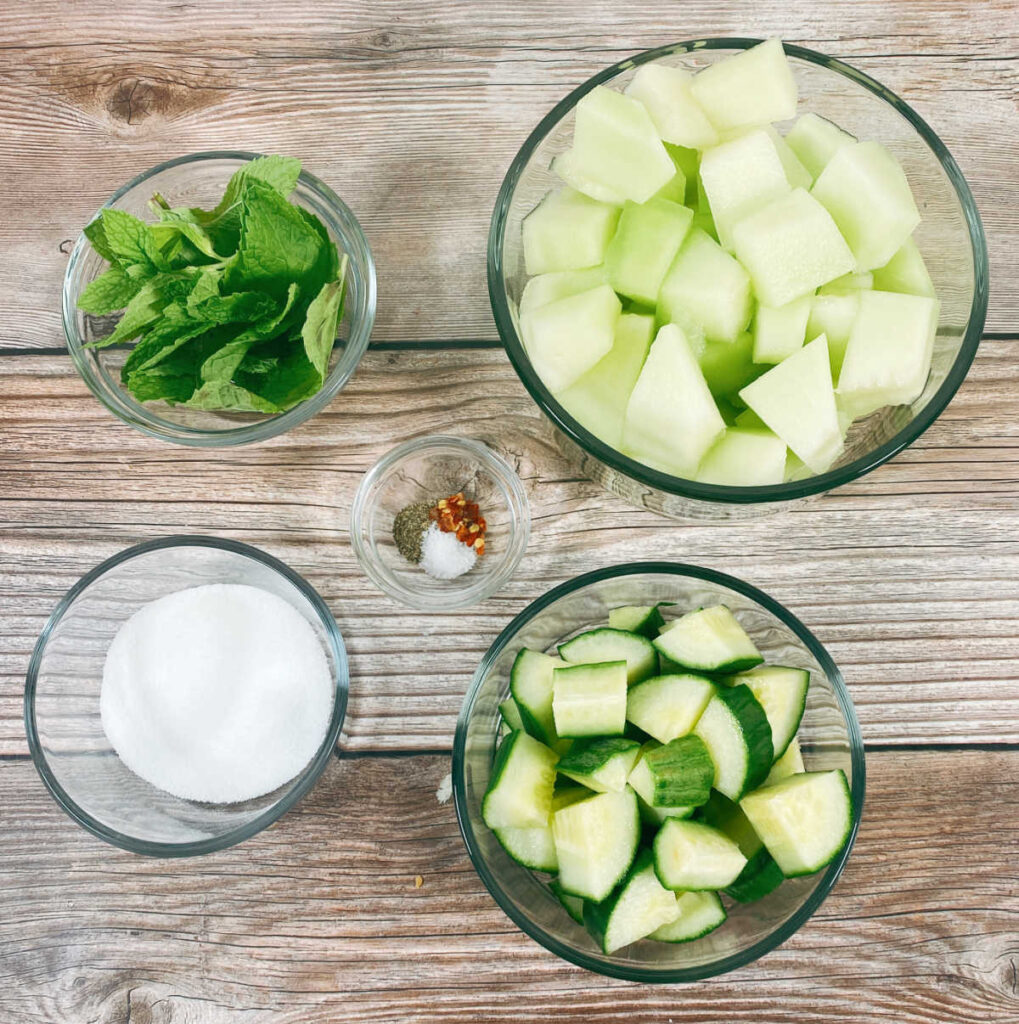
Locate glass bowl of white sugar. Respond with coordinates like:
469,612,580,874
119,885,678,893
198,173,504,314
24,536,348,856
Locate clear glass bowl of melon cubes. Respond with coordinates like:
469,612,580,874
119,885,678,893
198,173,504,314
453,562,864,980
489,39,988,518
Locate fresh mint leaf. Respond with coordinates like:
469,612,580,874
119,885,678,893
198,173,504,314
185,379,283,413
120,314,211,378
100,209,167,273
301,259,348,379
77,265,143,315
185,269,223,312
83,218,117,263
89,277,169,349
216,155,301,214
189,289,279,327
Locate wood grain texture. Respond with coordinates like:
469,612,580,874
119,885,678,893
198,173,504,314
1,344,1018,753
1,750,1017,1024
0,0,1016,350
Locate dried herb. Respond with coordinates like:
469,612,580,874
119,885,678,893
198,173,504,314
393,501,434,563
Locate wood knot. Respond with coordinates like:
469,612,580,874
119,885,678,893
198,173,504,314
373,30,395,49
106,77,156,125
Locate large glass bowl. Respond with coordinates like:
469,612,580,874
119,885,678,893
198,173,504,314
24,536,348,856
453,562,865,981
63,151,376,447
488,39,989,518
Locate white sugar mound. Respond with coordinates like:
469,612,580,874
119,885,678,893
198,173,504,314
101,583,333,804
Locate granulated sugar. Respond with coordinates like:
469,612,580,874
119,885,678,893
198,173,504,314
100,583,333,803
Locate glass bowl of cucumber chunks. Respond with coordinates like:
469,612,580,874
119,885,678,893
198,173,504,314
453,563,864,981
488,38,988,518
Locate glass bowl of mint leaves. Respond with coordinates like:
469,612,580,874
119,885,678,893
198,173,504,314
63,152,376,446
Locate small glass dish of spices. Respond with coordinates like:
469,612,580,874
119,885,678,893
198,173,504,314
351,436,530,610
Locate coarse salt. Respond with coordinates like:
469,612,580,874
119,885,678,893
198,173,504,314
419,522,477,580
100,583,333,804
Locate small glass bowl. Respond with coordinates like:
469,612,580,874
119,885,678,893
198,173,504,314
350,435,530,610
488,40,989,518
453,562,865,981
63,151,377,447
24,536,348,857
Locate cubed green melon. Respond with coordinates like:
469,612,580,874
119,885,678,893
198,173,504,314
625,63,719,149
784,113,855,180
551,150,626,205
872,237,936,298
697,427,787,486
811,141,921,271
698,128,793,249
819,272,874,295
521,283,622,393
753,295,811,364
557,312,656,448
658,228,753,343
622,324,725,476
522,188,620,275
519,265,608,317
807,292,860,381
739,334,844,473
664,144,699,204
765,126,813,189
730,188,855,307
698,331,765,399
605,198,694,305
837,290,939,418
690,39,798,134
571,86,677,203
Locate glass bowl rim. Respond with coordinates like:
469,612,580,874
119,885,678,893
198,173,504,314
452,560,866,981
62,149,377,448
349,434,531,610
487,37,990,504
23,534,350,857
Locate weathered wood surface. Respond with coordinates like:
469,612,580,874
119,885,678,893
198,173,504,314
1,750,1017,1024
1,345,1018,754
0,0,1016,350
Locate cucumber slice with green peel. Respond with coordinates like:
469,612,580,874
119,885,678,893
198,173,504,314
556,736,641,793
740,769,853,877
725,846,786,903
552,661,628,738
482,730,560,830
552,788,640,901
765,736,805,785
498,697,525,733
626,673,717,744
549,878,585,924
726,665,809,759
693,684,774,800
654,605,763,675
498,719,510,740
510,648,564,747
608,603,671,639
522,188,620,276
583,849,682,954
653,818,748,891
494,823,559,872
638,734,714,807
627,744,698,823
649,890,726,943
558,628,658,686
519,265,609,317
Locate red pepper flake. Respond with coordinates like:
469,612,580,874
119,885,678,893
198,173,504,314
429,491,487,556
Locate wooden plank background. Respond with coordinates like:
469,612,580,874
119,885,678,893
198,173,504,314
1,2,1017,1022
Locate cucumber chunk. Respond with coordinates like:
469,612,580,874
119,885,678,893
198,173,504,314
552,788,640,901
740,769,853,877
626,673,717,744
653,818,748,891
557,736,641,793
649,890,726,943
765,735,805,785
498,698,525,733
627,743,698,824
552,661,628,738
583,849,682,953
693,684,774,800
482,730,560,830
725,846,786,903
700,790,785,903
608,603,670,639
726,664,809,759
549,877,585,924
494,823,559,872
637,734,714,807
558,627,658,686
654,604,763,674
510,648,564,747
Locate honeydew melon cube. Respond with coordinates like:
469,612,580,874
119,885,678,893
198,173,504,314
520,265,608,317
811,141,921,271
699,128,793,249
699,331,765,399
753,295,811,364
605,198,694,305
523,189,620,275
765,126,813,189
551,150,627,205
558,312,656,448
572,86,677,203
784,113,855,180
697,427,787,485
664,144,700,203
872,237,936,298
625,63,719,149
739,334,843,473
807,292,860,381
837,290,939,418
521,283,622,393
730,188,855,307
819,272,874,295
656,305,707,358
658,228,753,343
690,39,798,134
622,324,725,476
